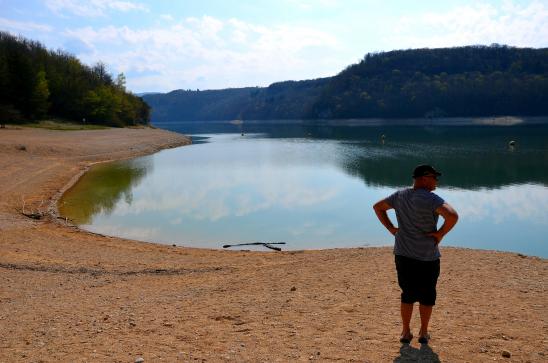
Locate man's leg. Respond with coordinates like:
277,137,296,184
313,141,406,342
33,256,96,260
418,258,439,339
396,255,415,339
418,304,433,336
401,302,414,336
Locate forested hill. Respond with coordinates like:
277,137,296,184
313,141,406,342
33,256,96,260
0,32,150,126
144,45,548,123
144,78,330,122
309,45,548,119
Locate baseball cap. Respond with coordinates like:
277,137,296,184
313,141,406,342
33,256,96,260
412,164,442,178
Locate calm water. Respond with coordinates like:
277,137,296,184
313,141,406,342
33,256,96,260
59,119,548,257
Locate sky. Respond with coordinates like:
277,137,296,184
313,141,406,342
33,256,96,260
1,0,547,93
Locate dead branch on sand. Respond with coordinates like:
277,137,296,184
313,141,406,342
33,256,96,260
18,196,46,220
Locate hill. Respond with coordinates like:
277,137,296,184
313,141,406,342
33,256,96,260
0,32,150,127
144,45,548,122
144,78,329,122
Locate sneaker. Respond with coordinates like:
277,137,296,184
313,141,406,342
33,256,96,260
399,333,413,344
418,333,431,344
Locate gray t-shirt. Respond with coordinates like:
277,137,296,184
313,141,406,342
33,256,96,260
386,188,445,261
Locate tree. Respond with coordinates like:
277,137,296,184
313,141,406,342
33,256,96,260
0,104,21,127
0,54,10,127
29,70,50,119
84,86,123,126
92,62,112,84
115,72,126,91
0,32,151,126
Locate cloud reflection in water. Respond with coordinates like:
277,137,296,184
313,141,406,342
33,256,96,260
61,129,548,256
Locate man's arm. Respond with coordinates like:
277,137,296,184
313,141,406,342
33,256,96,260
428,203,459,245
373,199,398,236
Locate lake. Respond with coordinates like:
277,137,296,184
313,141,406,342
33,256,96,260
59,118,548,257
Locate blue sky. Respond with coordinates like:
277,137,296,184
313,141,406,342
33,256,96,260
1,0,546,93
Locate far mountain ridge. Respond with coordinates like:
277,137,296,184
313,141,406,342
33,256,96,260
143,45,548,123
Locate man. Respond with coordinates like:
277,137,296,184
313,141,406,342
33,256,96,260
373,164,458,344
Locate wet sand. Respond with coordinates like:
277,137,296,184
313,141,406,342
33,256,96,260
0,126,546,362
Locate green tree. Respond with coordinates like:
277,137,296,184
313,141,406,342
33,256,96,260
29,70,50,119
0,54,9,127
84,86,123,126
115,72,126,91
0,104,22,127
0,32,152,126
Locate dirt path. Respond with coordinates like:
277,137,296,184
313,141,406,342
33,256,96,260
0,127,546,362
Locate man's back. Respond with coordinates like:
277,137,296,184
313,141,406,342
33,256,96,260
373,164,458,344
387,188,444,261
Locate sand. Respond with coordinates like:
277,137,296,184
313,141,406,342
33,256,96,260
0,126,546,362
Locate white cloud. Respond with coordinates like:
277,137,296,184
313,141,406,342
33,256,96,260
284,0,341,10
48,1,548,92
109,1,147,12
186,15,224,42
442,184,548,225
385,1,548,48
160,14,174,22
63,15,342,91
0,17,53,33
45,0,148,17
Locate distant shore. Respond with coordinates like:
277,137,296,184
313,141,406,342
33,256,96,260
0,126,546,362
152,114,548,126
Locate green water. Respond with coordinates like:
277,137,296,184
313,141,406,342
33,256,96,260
59,120,548,257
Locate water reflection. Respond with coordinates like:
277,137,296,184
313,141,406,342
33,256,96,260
316,125,547,189
59,122,548,256
59,157,152,224
159,121,548,189
341,145,548,189
446,184,548,225
110,165,342,222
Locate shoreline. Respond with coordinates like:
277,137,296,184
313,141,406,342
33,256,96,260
48,144,187,228
0,126,546,362
152,115,548,127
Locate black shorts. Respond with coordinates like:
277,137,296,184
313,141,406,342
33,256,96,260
395,255,440,306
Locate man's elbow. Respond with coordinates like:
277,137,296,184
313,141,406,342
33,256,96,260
373,201,385,212
439,204,458,222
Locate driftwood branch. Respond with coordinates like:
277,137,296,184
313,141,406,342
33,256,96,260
262,243,282,251
222,242,285,251
19,195,46,220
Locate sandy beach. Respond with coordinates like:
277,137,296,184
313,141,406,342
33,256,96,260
0,126,546,362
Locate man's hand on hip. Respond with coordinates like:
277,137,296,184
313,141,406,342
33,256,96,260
427,231,444,245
